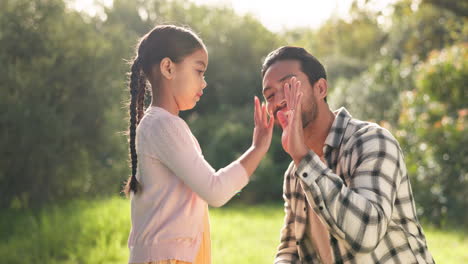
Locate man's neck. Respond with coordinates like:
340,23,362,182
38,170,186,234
303,107,335,157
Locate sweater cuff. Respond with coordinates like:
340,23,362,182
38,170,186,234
232,160,249,187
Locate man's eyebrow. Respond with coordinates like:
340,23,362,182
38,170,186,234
278,74,296,82
262,86,271,94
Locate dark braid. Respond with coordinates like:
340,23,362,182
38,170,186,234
136,72,147,124
122,25,206,197
124,58,144,196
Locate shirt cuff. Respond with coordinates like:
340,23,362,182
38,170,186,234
232,160,250,186
294,150,329,186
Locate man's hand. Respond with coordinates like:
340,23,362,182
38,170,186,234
276,77,309,165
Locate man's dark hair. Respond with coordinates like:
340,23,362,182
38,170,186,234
261,46,327,102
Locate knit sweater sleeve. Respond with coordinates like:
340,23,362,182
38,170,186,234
141,115,249,207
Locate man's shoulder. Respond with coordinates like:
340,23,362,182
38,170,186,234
343,117,400,151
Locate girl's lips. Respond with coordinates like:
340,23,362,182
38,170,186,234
196,92,203,97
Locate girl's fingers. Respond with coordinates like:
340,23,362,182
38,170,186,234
254,96,260,125
253,97,257,125
268,110,274,130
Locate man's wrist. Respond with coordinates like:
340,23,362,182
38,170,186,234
292,146,309,165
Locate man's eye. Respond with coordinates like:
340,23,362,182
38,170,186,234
266,94,274,100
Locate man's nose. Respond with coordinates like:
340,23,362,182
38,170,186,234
269,99,286,116
275,92,287,109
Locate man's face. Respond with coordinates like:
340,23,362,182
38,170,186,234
262,60,318,129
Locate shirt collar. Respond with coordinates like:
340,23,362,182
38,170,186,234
324,107,352,149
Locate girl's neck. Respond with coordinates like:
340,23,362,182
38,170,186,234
152,88,179,116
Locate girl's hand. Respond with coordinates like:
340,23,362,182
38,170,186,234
252,96,274,154
276,77,309,164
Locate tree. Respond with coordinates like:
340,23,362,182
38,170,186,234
397,43,467,226
0,0,127,207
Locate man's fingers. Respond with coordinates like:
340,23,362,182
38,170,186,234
294,80,300,108
293,92,303,125
277,110,288,129
284,82,290,109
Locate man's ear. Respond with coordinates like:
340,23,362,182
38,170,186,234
160,57,175,80
314,78,328,101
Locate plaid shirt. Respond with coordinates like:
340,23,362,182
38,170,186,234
275,108,434,264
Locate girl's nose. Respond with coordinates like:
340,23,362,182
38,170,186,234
202,78,207,89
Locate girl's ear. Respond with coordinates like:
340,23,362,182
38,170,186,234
314,78,328,101
160,57,175,80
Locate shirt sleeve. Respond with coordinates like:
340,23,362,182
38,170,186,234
141,115,249,207
294,127,404,253
275,163,301,264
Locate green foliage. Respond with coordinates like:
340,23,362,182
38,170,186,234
417,44,467,111
422,0,468,18
282,8,384,85
0,0,282,208
331,57,413,123
0,198,130,263
0,0,466,228
387,0,466,62
0,0,128,208
397,44,468,226
1,198,467,263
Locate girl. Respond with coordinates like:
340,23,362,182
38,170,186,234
124,25,274,264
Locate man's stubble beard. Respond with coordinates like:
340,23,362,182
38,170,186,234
302,97,318,129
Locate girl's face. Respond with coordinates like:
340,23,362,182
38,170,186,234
172,48,208,111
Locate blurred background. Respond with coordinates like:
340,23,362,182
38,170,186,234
1,0,467,262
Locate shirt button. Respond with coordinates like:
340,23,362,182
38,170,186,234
302,172,308,178
319,206,324,210
296,240,300,245
304,207,307,211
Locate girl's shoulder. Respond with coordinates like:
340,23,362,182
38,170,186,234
139,106,189,135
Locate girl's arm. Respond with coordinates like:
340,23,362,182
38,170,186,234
144,97,273,207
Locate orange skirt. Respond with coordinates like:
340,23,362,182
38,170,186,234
133,207,211,264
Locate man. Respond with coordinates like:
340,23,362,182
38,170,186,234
262,46,434,264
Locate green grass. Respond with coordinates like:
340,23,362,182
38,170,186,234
1,197,466,263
